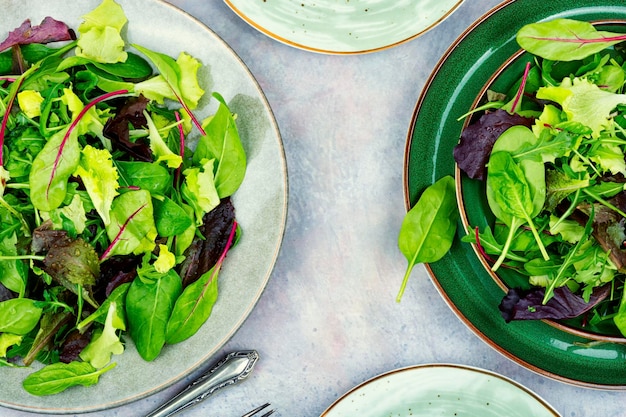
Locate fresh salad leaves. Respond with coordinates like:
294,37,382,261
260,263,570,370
400,18,626,339
0,0,247,396
453,18,626,337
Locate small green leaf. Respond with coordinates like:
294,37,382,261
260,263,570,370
22,361,116,396
396,175,458,301
0,298,43,335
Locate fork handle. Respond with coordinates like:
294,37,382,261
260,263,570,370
146,350,260,417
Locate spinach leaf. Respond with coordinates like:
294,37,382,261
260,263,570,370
0,298,43,335
165,265,219,344
116,160,171,196
125,268,182,361
194,94,247,198
22,361,116,396
486,151,549,270
153,196,192,237
166,220,237,343
396,175,458,302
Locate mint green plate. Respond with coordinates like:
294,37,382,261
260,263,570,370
224,0,464,54
320,364,560,417
405,0,626,387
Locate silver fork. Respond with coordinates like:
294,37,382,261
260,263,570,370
241,402,275,417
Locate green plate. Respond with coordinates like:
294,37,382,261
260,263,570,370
405,0,626,387
224,0,464,54
320,364,560,417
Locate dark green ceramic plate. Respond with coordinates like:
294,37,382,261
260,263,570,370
405,0,626,388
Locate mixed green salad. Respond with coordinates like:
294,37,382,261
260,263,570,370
0,0,247,395
398,18,626,338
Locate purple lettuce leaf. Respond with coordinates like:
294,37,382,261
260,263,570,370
0,17,75,53
454,109,535,180
499,285,610,322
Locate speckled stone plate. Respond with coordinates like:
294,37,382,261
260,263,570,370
0,0,287,413
320,364,560,417
224,0,464,54
405,0,626,387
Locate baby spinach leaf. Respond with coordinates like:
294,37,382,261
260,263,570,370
166,221,237,343
116,161,171,196
194,95,247,198
486,151,549,269
125,269,182,361
396,175,458,302
153,196,192,237
165,265,219,344
0,298,43,334
22,361,116,396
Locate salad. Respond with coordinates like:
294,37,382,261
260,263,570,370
0,0,246,395
399,18,626,339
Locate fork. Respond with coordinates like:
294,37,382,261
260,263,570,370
241,402,275,417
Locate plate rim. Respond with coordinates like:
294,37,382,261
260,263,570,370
403,0,626,389
223,0,465,55
319,363,561,416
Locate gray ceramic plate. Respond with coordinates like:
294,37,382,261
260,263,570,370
224,0,464,54
320,364,561,417
0,0,287,413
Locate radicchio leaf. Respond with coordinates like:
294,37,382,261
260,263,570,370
179,198,235,287
0,17,74,53
454,109,535,180
499,285,610,322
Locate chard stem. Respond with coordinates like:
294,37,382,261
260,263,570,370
0,255,45,261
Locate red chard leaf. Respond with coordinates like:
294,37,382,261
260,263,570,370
0,17,75,53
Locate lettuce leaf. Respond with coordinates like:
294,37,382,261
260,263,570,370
75,0,128,64
73,145,120,225
537,78,626,137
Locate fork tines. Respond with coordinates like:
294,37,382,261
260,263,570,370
241,402,275,417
